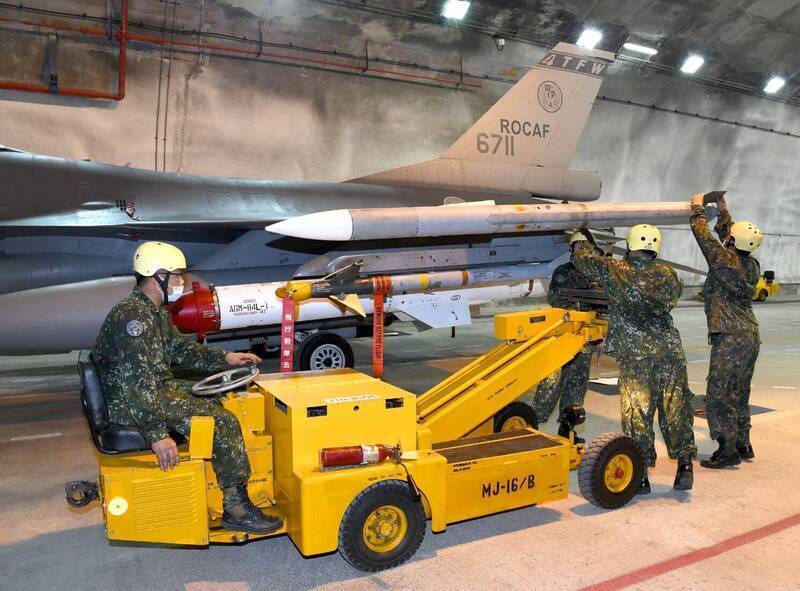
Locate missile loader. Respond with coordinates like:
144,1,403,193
67,306,644,572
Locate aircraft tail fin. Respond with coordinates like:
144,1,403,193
350,43,614,201
442,42,615,168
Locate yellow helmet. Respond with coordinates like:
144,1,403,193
568,230,594,245
132,242,187,276
729,221,762,253
627,224,661,254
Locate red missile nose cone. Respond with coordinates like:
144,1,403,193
169,282,219,336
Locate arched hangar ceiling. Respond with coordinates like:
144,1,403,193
322,0,800,100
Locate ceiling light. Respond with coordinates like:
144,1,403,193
764,76,785,94
442,0,470,20
576,28,602,49
622,42,658,56
680,54,704,74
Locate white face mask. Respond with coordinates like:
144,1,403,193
166,278,186,303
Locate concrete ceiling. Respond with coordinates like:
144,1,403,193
326,0,800,97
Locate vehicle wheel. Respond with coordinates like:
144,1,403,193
756,290,768,302
579,433,644,509
493,402,538,433
338,480,426,572
296,333,354,371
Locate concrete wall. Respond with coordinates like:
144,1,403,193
0,0,797,281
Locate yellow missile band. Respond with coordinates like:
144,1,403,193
276,281,313,302
419,273,430,291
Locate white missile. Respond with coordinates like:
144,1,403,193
171,281,543,335
266,201,703,241
170,264,548,335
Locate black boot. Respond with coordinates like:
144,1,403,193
673,455,694,490
222,485,283,534
737,432,754,460
557,422,585,445
636,469,651,495
700,438,741,469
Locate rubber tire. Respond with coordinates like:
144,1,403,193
338,480,426,572
296,332,354,371
756,290,768,302
493,402,539,433
579,433,644,509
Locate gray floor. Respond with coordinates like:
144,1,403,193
1,299,800,591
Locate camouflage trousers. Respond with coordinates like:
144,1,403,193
531,346,592,425
162,390,251,489
706,332,760,447
618,355,696,466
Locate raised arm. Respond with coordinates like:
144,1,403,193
571,240,610,287
714,194,733,241
690,195,730,268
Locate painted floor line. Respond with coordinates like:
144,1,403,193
9,432,62,442
772,386,796,390
580,512,800,591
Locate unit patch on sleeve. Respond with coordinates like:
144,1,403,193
126,320,145,337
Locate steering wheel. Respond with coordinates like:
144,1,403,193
191,365,260,396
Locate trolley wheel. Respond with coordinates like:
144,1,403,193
338,480,425,572
493,402,539,433
579,433,644,509
297,332,354,371
756,289,768,302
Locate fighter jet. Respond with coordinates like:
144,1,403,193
0,42,679,356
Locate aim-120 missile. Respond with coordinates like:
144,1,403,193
169,264,546,336
266,201,706,241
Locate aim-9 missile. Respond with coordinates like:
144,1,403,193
275,262,542,315
266,201,708,241
169,263,547,336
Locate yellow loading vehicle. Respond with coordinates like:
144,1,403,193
754,271,779,302
66,307,644,572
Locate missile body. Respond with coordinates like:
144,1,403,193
170,265,547,335
266,201,705,241
305,265,543,300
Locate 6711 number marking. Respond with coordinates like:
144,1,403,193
482,474,535,498
476,132,515,156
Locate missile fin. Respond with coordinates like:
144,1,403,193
392,298,472,329
329,294,367,317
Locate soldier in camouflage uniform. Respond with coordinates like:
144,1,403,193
572,225,696,492
92,241,282,534
690,193,762,468
531,231,602,442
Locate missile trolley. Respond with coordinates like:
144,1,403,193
67,305,645,572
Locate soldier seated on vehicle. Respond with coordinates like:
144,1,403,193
92,241,282,534
530,231,605,443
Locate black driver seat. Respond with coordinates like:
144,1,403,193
78,351,184,454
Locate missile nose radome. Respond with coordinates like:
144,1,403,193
266,209,354,240
168,285,219,335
